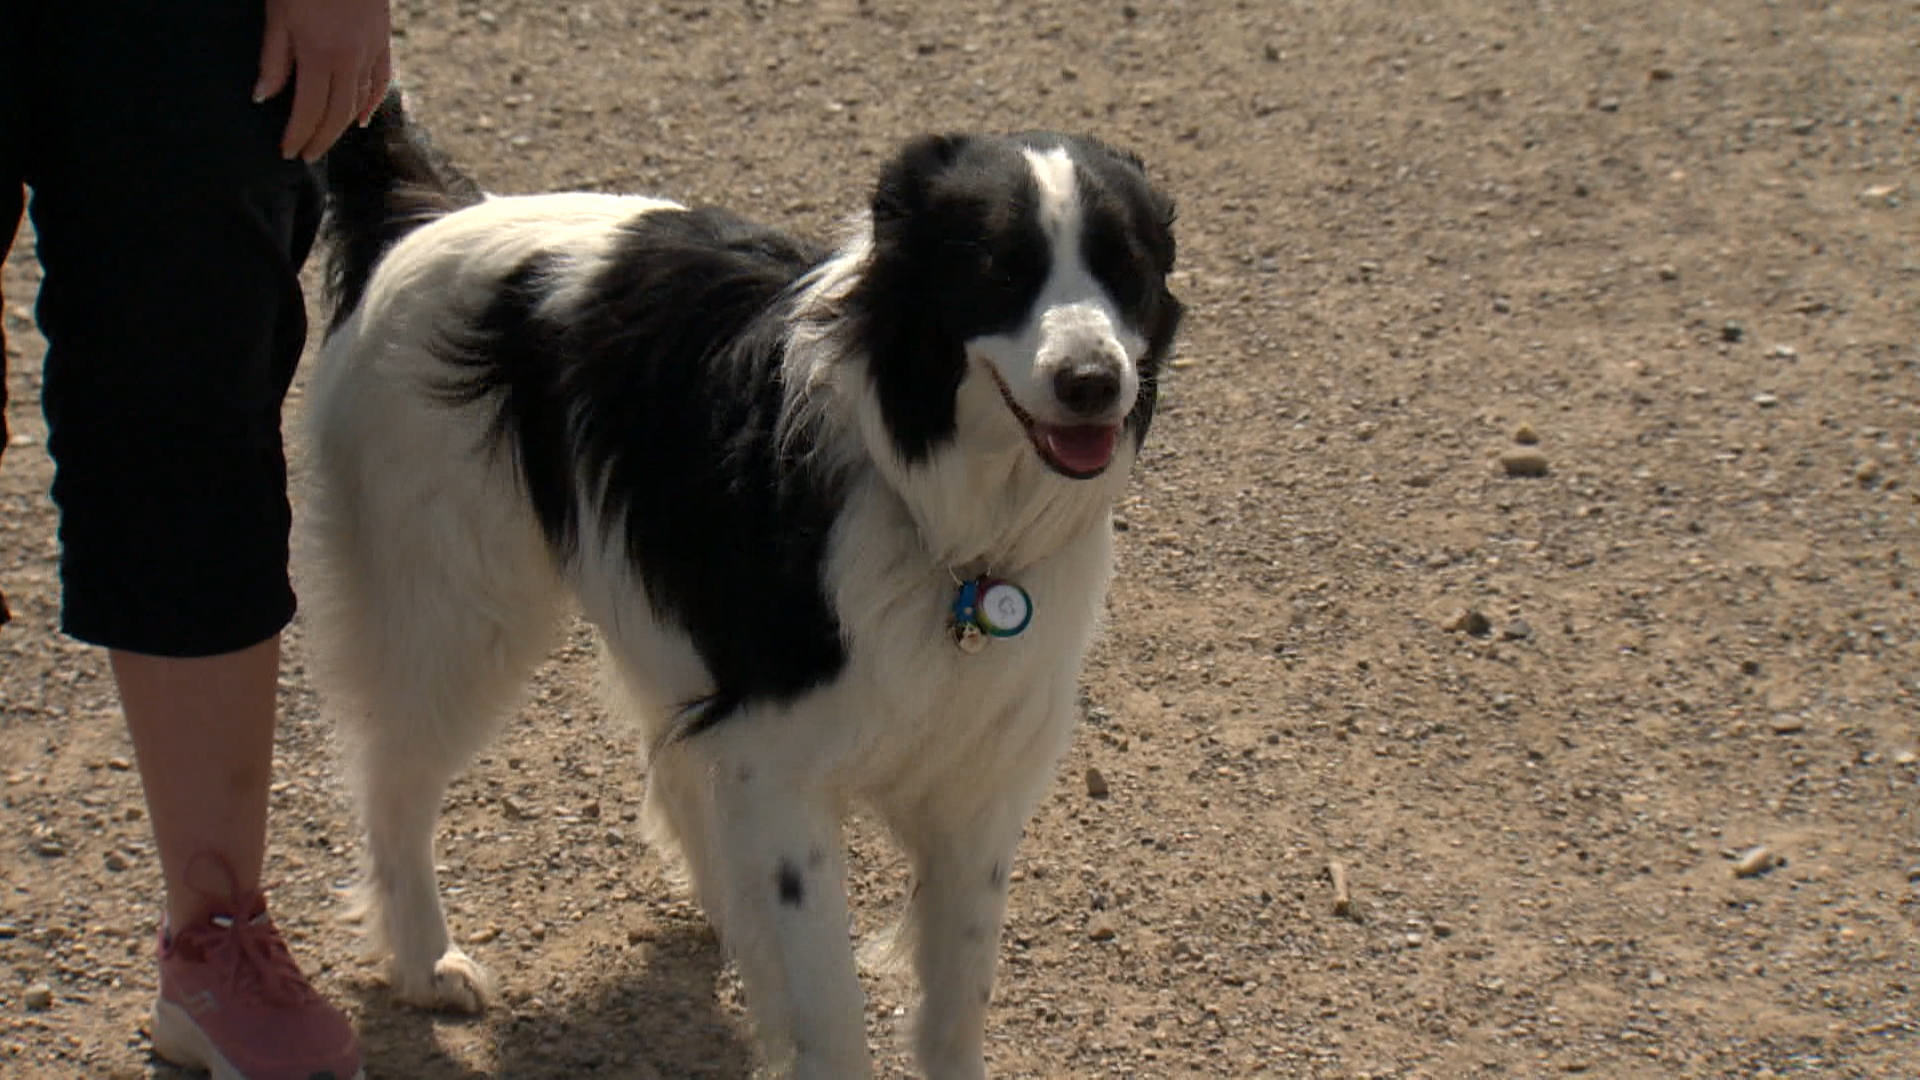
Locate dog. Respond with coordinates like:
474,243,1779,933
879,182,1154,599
302,91,1182,1079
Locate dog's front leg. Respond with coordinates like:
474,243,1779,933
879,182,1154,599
897,803,1038,1080
704,754,871,1079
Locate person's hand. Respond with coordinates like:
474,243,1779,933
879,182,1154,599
253,0,393,162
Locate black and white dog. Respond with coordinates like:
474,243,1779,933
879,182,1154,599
304,93,1181,1079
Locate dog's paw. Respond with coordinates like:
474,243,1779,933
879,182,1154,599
388,948,494,1013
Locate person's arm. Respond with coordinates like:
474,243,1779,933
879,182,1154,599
253,0,392,162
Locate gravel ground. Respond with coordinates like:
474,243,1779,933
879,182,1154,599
4,1,1918,1077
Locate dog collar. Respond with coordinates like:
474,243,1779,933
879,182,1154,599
950,574,1032,653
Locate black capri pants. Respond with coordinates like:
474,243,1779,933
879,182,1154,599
1,0,324,656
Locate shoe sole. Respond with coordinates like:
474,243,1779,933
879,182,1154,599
152,998,367,1080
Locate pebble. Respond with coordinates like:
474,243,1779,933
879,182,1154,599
1084,767,1110,799
1854,460,1882,486
1442,609,1492,637
1501,619,1534,641
1499,449,1550,477
1768,717,1806,735
34,839,65,858
1513,423,1540,445
1647,969,1670,988
1733,845,1782,879
1722,321,1745,343
103,851,129,872
1894,749,1918,767
1752,392,1779,408
23,984,53,1011
1088,917,1117,942
106,757,132,771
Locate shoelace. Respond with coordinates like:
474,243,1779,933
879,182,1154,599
170,852,320,1010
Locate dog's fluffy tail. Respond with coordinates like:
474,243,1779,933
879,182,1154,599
320,87,483,334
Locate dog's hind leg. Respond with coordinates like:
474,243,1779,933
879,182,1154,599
653,720,872,1079
304,438,565,1012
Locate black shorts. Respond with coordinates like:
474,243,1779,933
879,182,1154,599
1,0,324,656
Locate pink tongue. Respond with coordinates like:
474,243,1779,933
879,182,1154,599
1040,425,1120,475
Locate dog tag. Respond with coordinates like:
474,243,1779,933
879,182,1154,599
950,574,1032,651
976,579,1032,637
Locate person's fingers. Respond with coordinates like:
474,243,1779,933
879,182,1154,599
301,65,369,161
357,47,392,127
253,24,293,103
280,60,331,159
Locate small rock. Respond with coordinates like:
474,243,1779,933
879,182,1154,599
1722,321,1745,343
1501,619,1534,641
1768,717,1806,735
106,757,132,772
1771,344,1798,360
1513,423,1540,445
1500,450,1550,478
1732,845,1782,879
1892,749,1917,767
501,796,538,821
466,926,501,945
1752,392,1779,408
1084,767,1110,799
23,983,53,1011
1088,918,1117,942
1647,969,1670,988
1442,609,1493,637
34,839,65,858
1854,460,1882,487
1657,264,1680,281
103,851,129,872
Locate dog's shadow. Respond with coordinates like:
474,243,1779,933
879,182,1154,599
351,923,754,1079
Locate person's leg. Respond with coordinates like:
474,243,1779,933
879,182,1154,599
111,638,282,931
31,0,318,917
25,2,358,1076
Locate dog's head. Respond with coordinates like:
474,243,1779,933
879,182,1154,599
849,132,1183,482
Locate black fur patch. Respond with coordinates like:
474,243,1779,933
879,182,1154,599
846,134,1052,464
433,208,848,731
777,859,806,907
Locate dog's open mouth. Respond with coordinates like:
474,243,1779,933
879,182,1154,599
983,364,1120,480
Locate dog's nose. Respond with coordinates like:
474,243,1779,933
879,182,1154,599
1052,358,1122,418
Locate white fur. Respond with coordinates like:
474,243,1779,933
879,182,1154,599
303,161,1135,1080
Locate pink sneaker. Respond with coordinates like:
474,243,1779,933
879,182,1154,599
151,860,363,1080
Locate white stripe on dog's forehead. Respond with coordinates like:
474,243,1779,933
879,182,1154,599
1023,147,1081,244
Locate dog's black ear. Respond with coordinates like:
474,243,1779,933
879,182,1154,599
872,133,972,225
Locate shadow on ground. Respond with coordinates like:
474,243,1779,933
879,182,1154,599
275,925,748,1080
